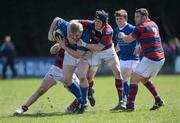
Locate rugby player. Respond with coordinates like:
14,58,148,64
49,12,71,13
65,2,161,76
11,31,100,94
119,8,165,111
111,9,140,111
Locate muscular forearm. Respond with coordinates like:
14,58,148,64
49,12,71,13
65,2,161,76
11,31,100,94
86,44,102,51
115,44,120,52
121,35,134,43
64,46,84,58
119,33,135,43
50,43,60,54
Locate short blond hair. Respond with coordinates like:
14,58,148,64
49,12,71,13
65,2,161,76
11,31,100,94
67,20,83,35
114,9,128,20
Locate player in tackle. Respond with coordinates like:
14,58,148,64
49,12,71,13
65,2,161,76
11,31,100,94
57,20,97,113
13,17,82,115
78,10,126,110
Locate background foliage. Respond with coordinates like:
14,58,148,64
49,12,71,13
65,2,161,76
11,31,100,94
0,0,179,56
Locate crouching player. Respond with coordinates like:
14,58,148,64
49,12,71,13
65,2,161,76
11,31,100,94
13,17,82,115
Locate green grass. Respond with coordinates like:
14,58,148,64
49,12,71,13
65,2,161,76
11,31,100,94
0,75,180,123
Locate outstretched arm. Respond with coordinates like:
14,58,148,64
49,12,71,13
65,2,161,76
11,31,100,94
119,32,135,43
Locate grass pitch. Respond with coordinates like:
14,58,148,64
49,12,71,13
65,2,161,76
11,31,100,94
0,75,180,123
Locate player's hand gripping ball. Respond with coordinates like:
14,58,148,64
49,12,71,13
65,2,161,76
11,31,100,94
53,28,64,40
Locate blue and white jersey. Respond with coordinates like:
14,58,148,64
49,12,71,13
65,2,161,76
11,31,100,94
56,18,90,52
56,18,69,38
77,29,91,51
66,29,90,52
114,23,139,61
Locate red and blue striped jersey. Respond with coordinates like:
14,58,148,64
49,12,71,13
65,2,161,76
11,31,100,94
79,20,113,51
131,20,164,61
53,48,65,69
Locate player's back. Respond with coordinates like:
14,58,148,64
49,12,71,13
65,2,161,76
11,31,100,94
54,48,65,69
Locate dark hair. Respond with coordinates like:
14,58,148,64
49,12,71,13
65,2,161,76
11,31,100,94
95,10,108,24
135,8,149,17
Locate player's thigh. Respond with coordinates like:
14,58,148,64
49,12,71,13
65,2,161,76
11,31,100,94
45,65,65,83
121,68,133,81
38,76,56,92
77,61,89,79
87,65,99,82
130,72,148,84
134,57,164,78
63,65,76,84
107,56,122,79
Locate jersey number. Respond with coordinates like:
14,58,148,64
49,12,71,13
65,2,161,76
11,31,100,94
152,27,158,36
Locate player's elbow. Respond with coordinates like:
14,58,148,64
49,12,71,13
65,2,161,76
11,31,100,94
50,49,57,55
48,34,53,41
53,17,61,22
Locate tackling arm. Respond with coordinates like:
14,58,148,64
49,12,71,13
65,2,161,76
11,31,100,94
58,38,85,58
115,44,120,52
133,44,141,55
64,47,85,58
50,43,61,54
82,42,104,51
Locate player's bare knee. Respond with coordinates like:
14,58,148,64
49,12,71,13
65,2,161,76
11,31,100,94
79,76,87,84
130,76,139,84
64,77,72,85
141,78,150,84
113,69,122,79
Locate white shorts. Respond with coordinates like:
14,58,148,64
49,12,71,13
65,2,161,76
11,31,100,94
63,51,80,66
120,60,139,71
134,57,165,78
92,45,118,66
79,51,96,66
45,65,79,85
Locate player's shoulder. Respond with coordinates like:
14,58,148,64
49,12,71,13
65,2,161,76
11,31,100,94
57,18,69,26
103,24,113,34
127,23,135,29
81,29,90,39
145,20,158,28
114,26,120,34
115,26,119,31
135,23,145,32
